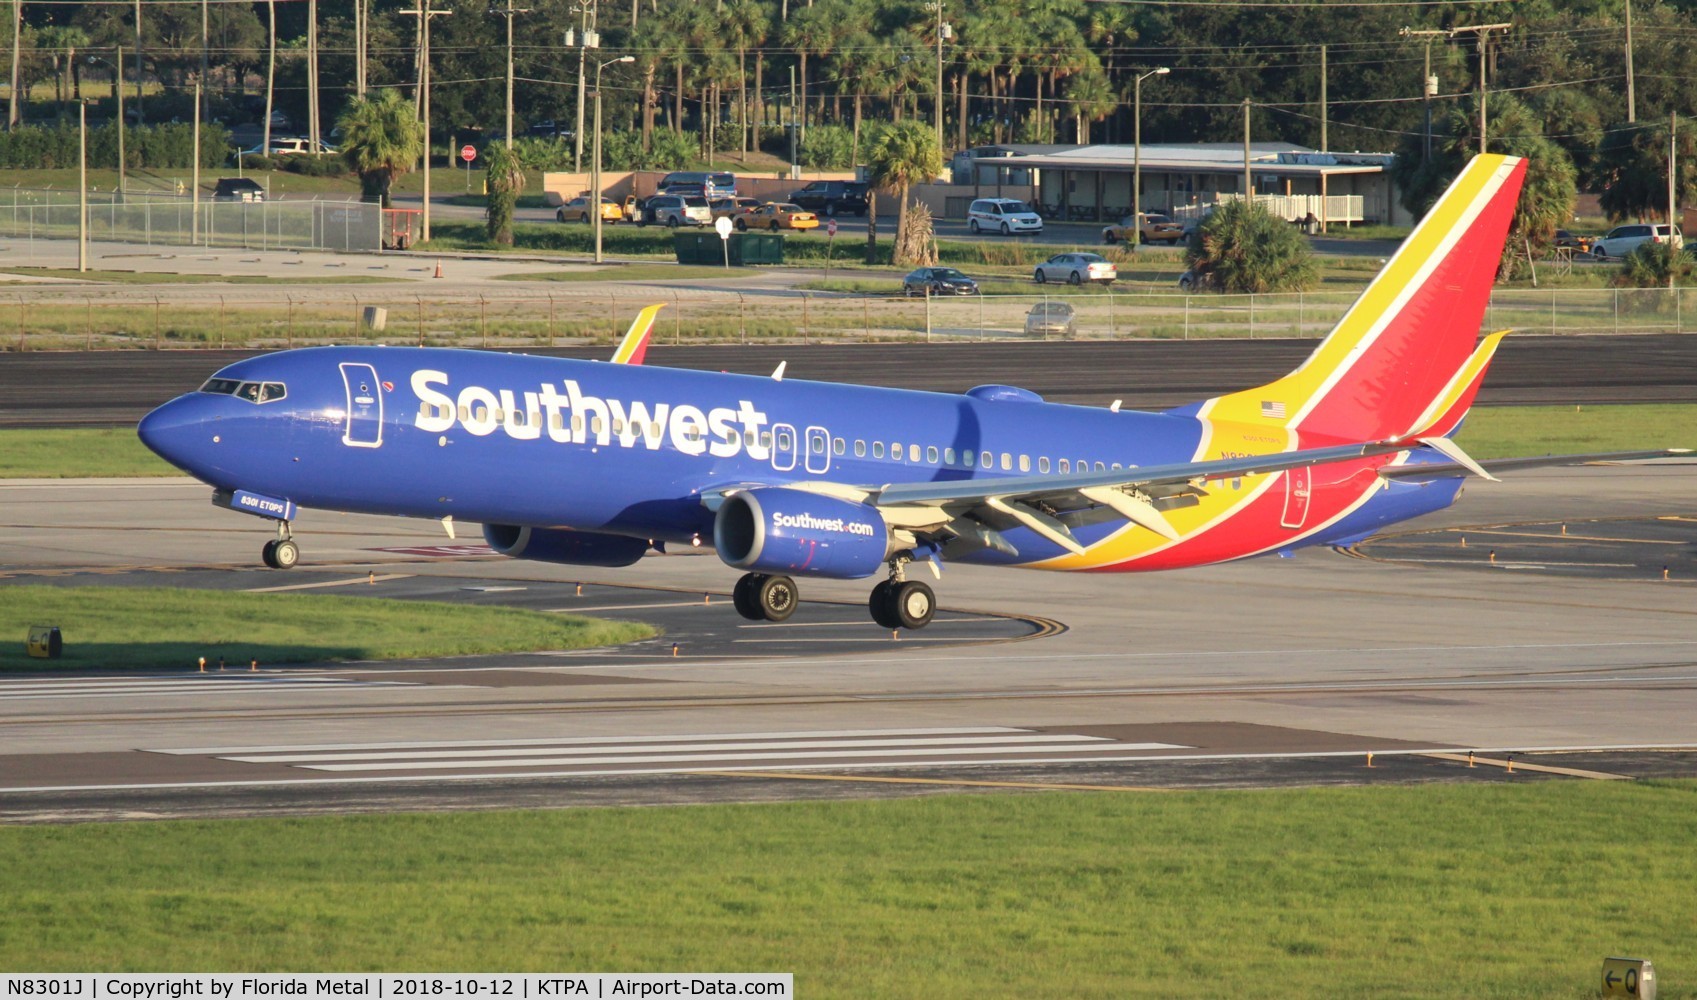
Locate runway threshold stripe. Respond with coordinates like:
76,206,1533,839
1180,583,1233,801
153,726,1028,756
14,745,1697,793
290,742,1186,772
220,734,1128,764
700,771,1170,793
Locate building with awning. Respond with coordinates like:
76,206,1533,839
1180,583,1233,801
953,142,1404,228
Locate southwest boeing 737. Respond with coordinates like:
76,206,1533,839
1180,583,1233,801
138,155,1680,629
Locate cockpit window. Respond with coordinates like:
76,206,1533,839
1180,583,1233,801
198,378,287,403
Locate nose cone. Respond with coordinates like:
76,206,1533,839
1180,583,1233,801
138,394,216,478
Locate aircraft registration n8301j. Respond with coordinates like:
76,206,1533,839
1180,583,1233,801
139,155,1683,629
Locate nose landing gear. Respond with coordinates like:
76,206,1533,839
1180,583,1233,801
260,520,300,569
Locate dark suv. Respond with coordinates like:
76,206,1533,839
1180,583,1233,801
212,177,265,202
788,180,869,217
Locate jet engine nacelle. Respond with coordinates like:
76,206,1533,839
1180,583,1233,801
713,488,892,579
483,523,651,567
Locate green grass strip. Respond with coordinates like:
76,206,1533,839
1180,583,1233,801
0,268,396,285
0,427,178,478
0,782,1694,996
0,585,653,671
1456,403,1695,459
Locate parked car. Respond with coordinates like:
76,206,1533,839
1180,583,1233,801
1024,301,1076,338
1552,229,1594,254
1034,252,1116,285
1103,212,1184,245
788,180,869,217
969,198,1043,235
902,267,979,297
711,196,762,225
212,177,265,202
635,194,712,228
1177,268,1216,292
524,120,572,141
1592,223,1682,259
748,202,819,231
659,170,736,197
556,196,623,223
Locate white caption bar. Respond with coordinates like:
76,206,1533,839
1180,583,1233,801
1,975,792,1000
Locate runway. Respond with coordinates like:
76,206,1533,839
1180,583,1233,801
3,333,1697,426
1,463,1694,821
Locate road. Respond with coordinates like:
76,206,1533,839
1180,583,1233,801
4,334,1695,428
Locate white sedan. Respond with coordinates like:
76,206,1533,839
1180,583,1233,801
1034,252,1117,285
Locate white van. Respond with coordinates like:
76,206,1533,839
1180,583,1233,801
967,198,1043,235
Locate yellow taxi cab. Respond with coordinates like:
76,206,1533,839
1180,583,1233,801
557,195,624,223
746,202,819,231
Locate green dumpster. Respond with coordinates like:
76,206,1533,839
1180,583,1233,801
672,231,786,266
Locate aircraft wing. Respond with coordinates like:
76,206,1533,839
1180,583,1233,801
1377,448,1691,483
860,439,1415,553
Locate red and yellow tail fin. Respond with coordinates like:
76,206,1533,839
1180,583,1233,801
1196,154,1527,444
610,304,664,365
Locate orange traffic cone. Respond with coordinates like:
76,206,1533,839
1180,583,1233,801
433,260,444,278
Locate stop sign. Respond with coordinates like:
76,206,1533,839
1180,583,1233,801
460,144,476,163
826,218,838,237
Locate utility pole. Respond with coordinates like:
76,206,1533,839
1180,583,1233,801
200,0,210,123
264,2,274,155
1626,0,1636,123
1400,28,1445,163
307,0,320,152
1242,97,1252,203
1133,67,1168,229
354,0,367,97
1669,110,1677,235
191,82,201,244
493,0,531,150
133,0,142,121
569,1,598,171
112,45,125,196
9,0,21,130
1319,44,1327,154
402,2,451,242
1442,23,1512,154
77,100,87,271
934,1,949,158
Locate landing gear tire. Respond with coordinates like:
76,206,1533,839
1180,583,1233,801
868,580,900,629
262,538,299,570
891,580,935,629
755,574,798,622
732,573,765,621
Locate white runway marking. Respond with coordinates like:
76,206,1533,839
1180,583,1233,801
244,574,412,593
152,726,1192,777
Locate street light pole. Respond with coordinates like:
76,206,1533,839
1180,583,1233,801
1133,67,1168,237
593,54,634,265
78,100,87,272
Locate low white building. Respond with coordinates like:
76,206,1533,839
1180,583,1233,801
958,142,1406,228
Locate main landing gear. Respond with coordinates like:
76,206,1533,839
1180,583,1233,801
260,520,300,569
729,561,938,630
732,572,799,622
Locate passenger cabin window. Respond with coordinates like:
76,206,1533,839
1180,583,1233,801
873,442,885,458
944,447,956,465
855,440,866,457
833,437,845,456
1001,453,1012,471
926,446,939,464
963,451,976,468
1019,455,1030,472
1039,457,1051,473
981,451,992,468
910,444,921,463
776,430,793,450
1059,459,1070,473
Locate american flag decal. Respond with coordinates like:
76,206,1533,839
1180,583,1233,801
1261,400,1287,419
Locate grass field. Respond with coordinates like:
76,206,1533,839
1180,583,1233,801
0,427,179,477
0,782,1693,996
0,586,652,672
0,267,396,285
0,405,1688,480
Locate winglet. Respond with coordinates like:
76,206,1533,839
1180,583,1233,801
610,304,664,365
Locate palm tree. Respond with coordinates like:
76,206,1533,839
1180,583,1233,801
722,0,769,155
1184,199,1317,293
483,140,524,246
866,118,941,264
336,88,425,207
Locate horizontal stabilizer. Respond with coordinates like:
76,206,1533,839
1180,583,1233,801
1380,449,1691,483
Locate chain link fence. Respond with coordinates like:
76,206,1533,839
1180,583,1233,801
0,189,382,252
4,286,1696,352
